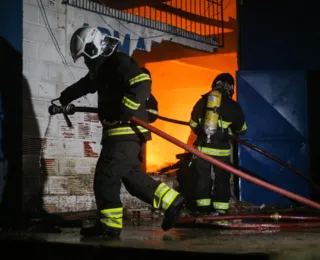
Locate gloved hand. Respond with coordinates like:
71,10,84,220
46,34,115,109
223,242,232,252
59,94,71,106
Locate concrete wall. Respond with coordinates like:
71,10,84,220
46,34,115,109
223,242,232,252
23,0,95,214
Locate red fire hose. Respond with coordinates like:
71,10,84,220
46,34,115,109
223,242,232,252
47,104,320,229
131,116,320,210
49,104,317,191
156,114,320,192
177,214,320,229
178,214,320,223
185,222,320,229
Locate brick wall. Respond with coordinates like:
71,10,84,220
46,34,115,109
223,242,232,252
22,0,176,214
23,0,95,214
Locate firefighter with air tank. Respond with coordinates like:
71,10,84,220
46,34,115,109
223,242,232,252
188,73,248,215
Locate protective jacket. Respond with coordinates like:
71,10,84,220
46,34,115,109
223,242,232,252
60,51,152,142
189,92,247,157
146,94,158,123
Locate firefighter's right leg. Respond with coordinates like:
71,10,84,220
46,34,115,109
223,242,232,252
121,141,185,231
123,173,185,231
80,142,133,240
124,175,185,229
212,156,231,215
191,157,213,214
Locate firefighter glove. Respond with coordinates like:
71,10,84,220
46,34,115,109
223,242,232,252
59,94,71,106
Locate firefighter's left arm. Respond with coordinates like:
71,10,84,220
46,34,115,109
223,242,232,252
189,98,204,135
120,65,151,121
230,103,248,136
146,94,159,123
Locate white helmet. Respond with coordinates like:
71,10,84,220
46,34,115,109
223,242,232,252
69,26,120,62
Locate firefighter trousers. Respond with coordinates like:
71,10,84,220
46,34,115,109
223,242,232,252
190,155,231,212
94,140,163,229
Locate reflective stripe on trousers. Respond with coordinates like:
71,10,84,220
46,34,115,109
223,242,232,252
213,202,229,210
100,207,123,229
196,146,231,157
196,198,211,207
153,183,179,211
196,199,230,210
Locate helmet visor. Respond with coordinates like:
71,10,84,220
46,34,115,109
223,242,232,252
101,36,120,57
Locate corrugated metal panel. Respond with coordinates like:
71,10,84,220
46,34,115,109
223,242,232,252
237,71,308,140
236,71,311,206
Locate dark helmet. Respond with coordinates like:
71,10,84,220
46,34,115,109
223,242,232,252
211,73,234,97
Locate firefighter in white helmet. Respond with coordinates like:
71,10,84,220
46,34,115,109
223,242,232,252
188,73,247,215
58,26,185,239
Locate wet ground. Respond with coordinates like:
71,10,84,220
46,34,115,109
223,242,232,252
1,220,320,259
30,225,320,253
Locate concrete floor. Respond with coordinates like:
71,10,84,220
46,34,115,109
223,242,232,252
39,226,320,253
1,221,320,259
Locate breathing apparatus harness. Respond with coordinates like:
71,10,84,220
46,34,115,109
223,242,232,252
188,80,233,166
202,88,223,144
202,80,234,142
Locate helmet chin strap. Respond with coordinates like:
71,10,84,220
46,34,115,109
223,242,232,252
92,36,119,71
85,35,120,80
85,53,111,81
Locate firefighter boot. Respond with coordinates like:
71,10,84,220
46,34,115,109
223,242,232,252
80,220,121,240
211,210,229,224
161,194,185,231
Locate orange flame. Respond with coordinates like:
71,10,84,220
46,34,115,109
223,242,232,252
132,0,237,172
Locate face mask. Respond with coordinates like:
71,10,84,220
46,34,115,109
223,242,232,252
214,81,234,97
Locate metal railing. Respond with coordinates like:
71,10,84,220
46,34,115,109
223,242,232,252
63,0,225,47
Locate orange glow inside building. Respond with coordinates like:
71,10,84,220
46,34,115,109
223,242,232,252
131,0,238,172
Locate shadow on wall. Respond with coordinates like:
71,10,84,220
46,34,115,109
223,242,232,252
0,37,52,228
0,37,23,227
22,76,49,219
